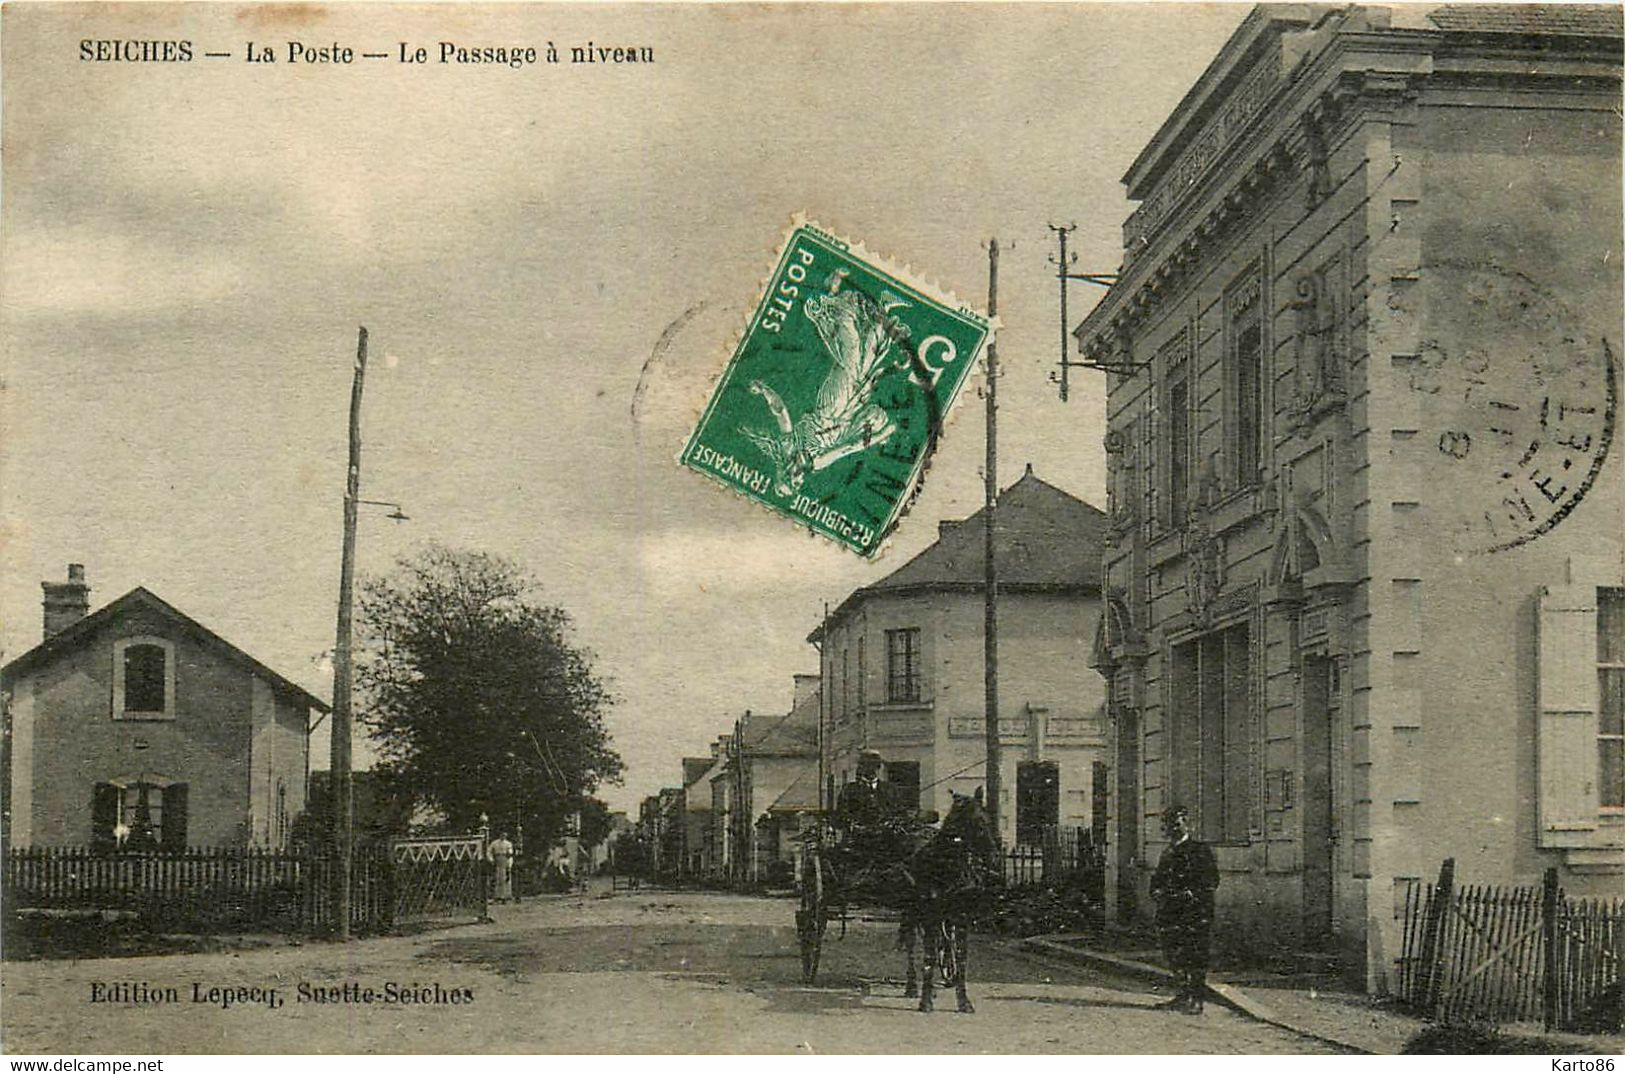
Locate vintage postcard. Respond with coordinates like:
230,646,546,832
1,0,1622,1061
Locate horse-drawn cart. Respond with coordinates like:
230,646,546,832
792,794,1000,1012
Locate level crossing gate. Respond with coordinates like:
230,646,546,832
389,834,488,926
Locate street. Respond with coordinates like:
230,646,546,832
1,889,1336,1054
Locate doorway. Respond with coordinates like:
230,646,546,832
1015,761,1060,846
1301,655,1337,948
1116,706,1140,921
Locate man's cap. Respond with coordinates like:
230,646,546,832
858,749,884,763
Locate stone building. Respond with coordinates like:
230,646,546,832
813,468,1110,847
721,676,820,885
2,566,327,849
635,785,683,880
678,752,720,879
1076,4,1623,988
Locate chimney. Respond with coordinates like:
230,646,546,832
792,673,819,709
42,563,90,639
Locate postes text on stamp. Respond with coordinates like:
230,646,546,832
681,219,993,557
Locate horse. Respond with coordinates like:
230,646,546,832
900,788,1002,1013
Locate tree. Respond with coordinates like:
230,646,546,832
356,546,623,850
578,797,613,851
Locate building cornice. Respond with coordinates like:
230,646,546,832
1123,5,1333,199
1079,67,1421,359
1075,20,1622,360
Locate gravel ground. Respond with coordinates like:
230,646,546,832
1,889,1338,1054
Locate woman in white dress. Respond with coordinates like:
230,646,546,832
488,832,515,902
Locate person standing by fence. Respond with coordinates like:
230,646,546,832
488,831,515,903
1150,805,1219,1014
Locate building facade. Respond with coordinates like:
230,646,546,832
814,469,1110,848
2,567,327,849
635,785,684,880
1076,4,1623,989
721,676,819,885
679,752,719,879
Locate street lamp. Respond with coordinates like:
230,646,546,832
359,499,410,522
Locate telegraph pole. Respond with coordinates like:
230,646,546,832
983,240,1002,841
1047,222,1138,391
1052,224,1074,402
330,326,367,940
818,601,829,815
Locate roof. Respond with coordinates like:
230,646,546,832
1,587,330,713
684,754,726,810
1423,4,1623,36
682,756,713,787
765,766,821,814
740,688,819,757
812,468,1106,638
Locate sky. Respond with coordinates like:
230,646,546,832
0,2,1250,815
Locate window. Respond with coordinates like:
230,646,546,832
885,761,920,813
1599,589,1624,811
1228,271,1264,489
1016,761,1060,846
1234,321,1263,485
1168,372,1191,527
886,628,922,703
92,779,187,851
1536,585,1623,842
857,636,866,710
125,646,165,710
1159,329,1192,530
113,637,175,719
1170,623,1253,843
841,648,850,719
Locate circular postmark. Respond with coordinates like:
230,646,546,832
1407,261,1616,554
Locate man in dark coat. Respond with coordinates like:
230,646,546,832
836,750,910,879
1150,805,1220,1013
837,751,893,830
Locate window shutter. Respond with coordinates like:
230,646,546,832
163,783,189,851
91,782,118,850
1537,585,1599,844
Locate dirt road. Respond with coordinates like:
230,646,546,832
1,890,1336,1054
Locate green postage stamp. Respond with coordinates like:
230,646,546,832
681,218,994,557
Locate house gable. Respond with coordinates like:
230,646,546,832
2,587,326,848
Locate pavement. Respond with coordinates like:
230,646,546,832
1,888,1344,1055
1021,934,1426,1055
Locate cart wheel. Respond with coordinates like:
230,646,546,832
797,853,826,983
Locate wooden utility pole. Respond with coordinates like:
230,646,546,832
330,326,368,940
983,240,1002,840
1052,224,1074,403
818,601,829,814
